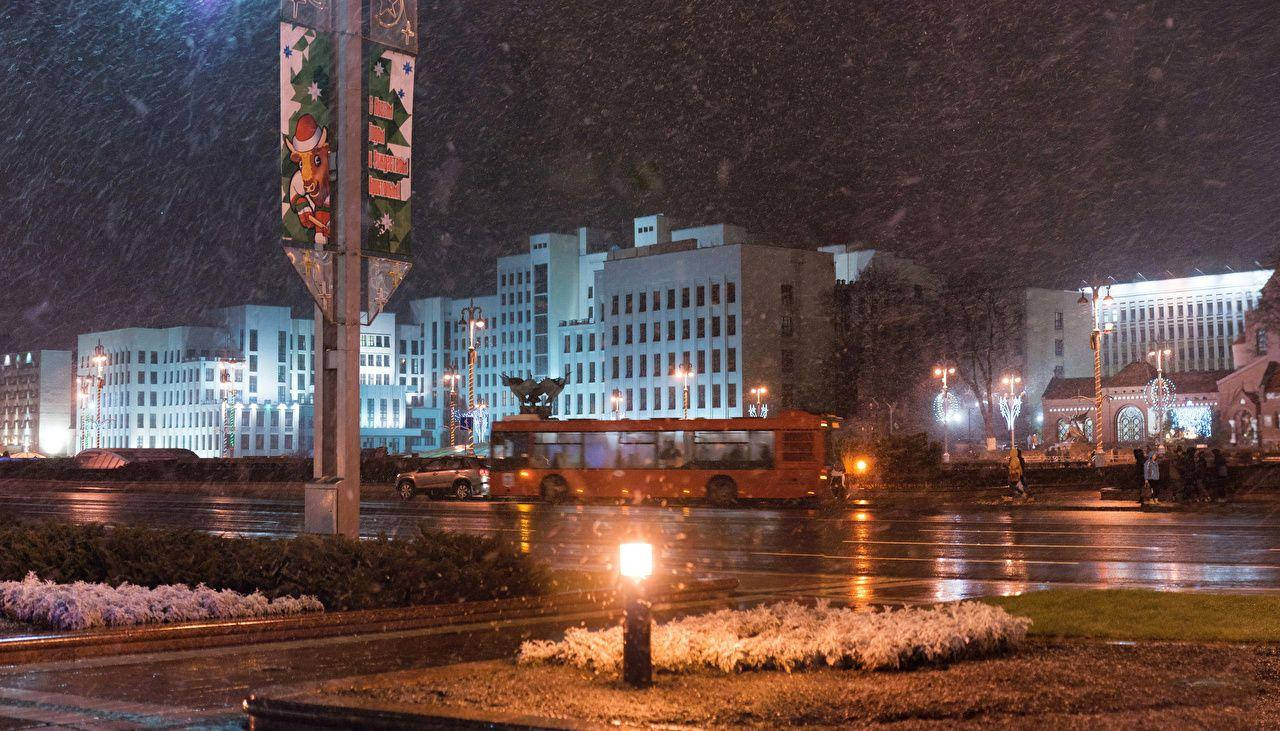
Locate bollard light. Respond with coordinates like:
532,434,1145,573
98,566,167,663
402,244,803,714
618,541,654,688
619,542,653,581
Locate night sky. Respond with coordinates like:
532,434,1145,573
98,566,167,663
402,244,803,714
2,0,1277,353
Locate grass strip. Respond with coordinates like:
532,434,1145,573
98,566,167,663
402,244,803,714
984,589,1280,642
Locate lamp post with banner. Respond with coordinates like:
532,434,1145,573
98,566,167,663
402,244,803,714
748,386,768,418
282,0,418,537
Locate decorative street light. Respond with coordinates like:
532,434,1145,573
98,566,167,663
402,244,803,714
1145,348,1175,443
441,368,459,448
89,341,108,449
457,302,486,454
618,541,654,688
932,365,957,463
217,356,242,458
748,386,768,418
1078,281,1115,466
999,373,1024,450
611,389,624,420
674,363,695,419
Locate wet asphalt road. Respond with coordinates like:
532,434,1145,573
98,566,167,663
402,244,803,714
3,479,1279,601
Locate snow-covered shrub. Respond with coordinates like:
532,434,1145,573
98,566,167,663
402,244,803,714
0,573,323,631
519,600,1030,675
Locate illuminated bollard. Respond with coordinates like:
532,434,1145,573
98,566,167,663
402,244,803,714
618,541,653,688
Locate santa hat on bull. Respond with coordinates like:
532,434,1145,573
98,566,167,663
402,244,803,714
285,114,328,154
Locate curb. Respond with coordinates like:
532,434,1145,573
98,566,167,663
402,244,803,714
244,693,599,730
0,579,738,666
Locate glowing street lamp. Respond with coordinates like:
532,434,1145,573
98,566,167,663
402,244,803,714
1078,282,1115,465
457,302,486,454
89,341,108,449
610,389,624,420
999,373,1024,450
748,386,768,418
618,541,654,688
216,356,243,458
674,363,695,419
932,365,957,463
442,369,459,447
1145,348,1175,442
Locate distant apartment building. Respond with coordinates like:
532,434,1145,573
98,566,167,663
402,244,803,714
0,350,72,455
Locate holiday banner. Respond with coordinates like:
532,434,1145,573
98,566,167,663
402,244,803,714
280,22,336,247
363,44,414,257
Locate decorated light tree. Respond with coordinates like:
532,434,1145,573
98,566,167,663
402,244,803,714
1145,348,1176,443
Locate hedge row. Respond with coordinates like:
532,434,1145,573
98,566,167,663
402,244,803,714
0,519,550,611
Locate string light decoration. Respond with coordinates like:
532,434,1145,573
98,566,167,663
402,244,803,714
932,390,961,424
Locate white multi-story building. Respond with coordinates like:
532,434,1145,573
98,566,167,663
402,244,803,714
70,215,845,457
74,307,438,458
0,350,72,455
1099,270,1272,376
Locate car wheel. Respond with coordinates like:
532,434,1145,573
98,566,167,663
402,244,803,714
453,479,472,500
540,475,570,503
397,480,415,501
706,476,738,507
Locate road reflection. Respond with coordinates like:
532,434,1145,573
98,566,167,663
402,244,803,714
2,482,1278,602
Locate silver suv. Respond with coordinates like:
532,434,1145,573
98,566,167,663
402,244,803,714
396,456,489,500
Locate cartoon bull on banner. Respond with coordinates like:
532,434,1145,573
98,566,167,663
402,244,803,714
284,113,332,244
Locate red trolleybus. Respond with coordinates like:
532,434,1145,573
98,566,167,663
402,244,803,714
488,410,840,504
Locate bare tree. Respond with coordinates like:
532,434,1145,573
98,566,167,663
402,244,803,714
831,263,935,428
936,269,1023,448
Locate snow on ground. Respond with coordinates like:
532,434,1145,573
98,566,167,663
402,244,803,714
520,600,1029,675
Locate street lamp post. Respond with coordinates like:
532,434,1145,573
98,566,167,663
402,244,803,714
442,369,459,448
675,363,694,419
1145,347,1173,443
611,389,624,420
1078,282,1115,466
999,373,1024,449
933,365,956,463
748,386,768,417
217,357,241,458
89,342,107,449
457,302,486,454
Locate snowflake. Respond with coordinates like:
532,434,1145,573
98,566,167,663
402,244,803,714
283,46,293,58
402,61,413,75
396,88,405,99
307,82,321,101
376,213,394,234
374,62,385,77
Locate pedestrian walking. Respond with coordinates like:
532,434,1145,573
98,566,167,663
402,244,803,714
1008,447,1028,498
1213,449,1230,502
1133,448,1147,506
1146,451,1163,504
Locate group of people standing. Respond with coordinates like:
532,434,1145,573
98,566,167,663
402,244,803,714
1133,446,1230,506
